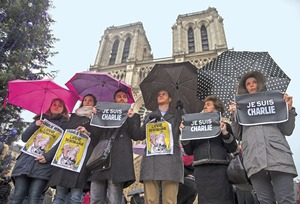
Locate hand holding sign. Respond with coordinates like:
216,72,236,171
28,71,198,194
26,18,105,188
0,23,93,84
229,101,237,116
76,126,90,136
127,107,134,118
35,155,46,163
283,93,293,110
35,119,43,127
220,121,229,136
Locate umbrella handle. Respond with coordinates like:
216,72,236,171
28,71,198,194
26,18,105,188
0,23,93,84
176,100,186,114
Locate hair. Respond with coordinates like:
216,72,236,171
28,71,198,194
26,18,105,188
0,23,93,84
157,89,172,98
203,95,225,114
238,70,266,94
34,98,69,120
79,94,97,107
114,89,129,100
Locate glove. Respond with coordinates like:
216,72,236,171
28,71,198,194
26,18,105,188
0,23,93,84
149,113,161,122
176,100,184,110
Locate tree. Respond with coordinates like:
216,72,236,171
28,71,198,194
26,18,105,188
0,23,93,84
0,0,58,144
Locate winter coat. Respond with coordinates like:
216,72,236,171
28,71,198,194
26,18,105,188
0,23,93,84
48,113,97,189
12,115,68,180
88,113,142,188
139,109,184,183
183,123,237,166
231,70,297,178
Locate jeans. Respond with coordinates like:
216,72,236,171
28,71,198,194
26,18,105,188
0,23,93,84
250,169,296,204
9,175,48,204
52,186,83,204
90,180,123,204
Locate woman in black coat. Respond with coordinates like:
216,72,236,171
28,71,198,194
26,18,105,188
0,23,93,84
48,94,97,204
182,95,237,204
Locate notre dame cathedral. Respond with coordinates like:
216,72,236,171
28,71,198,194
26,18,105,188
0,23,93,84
88,7,229,199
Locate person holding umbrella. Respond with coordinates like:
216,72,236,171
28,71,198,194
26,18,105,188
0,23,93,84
9,98,69,204
229,70,297,204
139,89,184,204
48,94,97,204
182,95,237,204
88,89,142,204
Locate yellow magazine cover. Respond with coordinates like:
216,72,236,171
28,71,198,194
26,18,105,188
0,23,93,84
51,129,90,173
146,121,173,156
21,119,63,158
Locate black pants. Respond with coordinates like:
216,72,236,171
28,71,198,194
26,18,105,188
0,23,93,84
177,177,197,204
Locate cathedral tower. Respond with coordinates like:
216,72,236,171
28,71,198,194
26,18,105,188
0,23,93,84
90,7,228,114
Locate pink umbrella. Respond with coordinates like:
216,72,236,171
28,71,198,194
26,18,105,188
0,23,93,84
65,71,135,103
133,143,146,155
7,79,79,114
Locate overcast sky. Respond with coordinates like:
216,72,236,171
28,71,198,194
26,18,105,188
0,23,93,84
21,0,300,179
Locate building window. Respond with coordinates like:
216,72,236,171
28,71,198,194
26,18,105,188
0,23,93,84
121,37,131,63
188,27,195,53
201,25,209,51
109,39,119,65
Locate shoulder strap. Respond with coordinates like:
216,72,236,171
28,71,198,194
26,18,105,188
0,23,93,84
238,126,243,145
110,128,120,142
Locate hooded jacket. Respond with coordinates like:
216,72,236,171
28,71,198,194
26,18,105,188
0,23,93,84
231,70,297,178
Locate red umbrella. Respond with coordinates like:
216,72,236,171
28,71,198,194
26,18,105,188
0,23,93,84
7,79,79,114
65,71,135,103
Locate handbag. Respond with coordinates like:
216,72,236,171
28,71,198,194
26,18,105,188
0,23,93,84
86,130,118,170
227,151,253,191
227,126,253,191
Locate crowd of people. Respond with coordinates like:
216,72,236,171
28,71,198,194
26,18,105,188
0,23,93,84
0,70,298,204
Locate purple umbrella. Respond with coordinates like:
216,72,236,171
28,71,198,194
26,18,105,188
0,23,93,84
132,143,146,155
65,71,135,103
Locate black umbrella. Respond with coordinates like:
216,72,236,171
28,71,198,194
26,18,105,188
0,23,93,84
197,51,291,118
140,62,203,114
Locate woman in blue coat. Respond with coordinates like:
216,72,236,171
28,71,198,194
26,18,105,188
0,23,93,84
10,98,69,204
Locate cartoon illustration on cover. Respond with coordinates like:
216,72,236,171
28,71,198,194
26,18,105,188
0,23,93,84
29,133,50,155
59,143,80,169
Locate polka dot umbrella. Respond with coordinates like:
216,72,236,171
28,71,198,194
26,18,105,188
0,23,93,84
197,51,291,118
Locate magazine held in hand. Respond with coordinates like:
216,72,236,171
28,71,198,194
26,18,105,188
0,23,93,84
21,119,64,157
51,129,90,173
